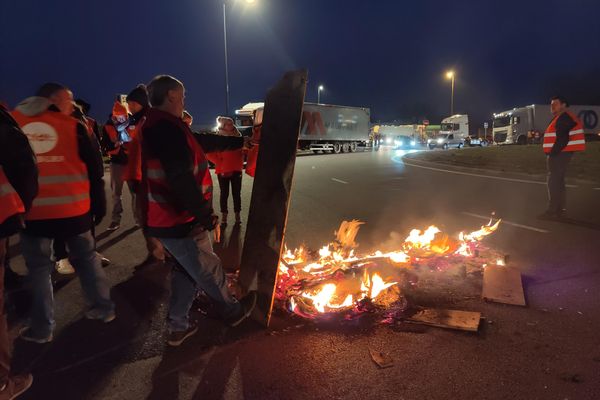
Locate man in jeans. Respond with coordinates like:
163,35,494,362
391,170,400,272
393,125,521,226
12,83,115,343
142,75,256,347
538,96,586,220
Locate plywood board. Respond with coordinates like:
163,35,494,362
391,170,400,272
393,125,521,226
238,70,308,326
482,265,526,306
407,308,481,332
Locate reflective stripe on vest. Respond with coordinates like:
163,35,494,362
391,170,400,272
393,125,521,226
0,166,25,224
543,111,586,153
12,110,91,220
143,123,213,229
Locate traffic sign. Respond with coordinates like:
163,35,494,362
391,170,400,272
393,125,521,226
484,122,489,129
423,119,430,126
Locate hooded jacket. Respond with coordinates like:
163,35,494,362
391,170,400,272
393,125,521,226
12,97,106,238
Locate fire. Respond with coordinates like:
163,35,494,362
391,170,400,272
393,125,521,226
280,218,502,319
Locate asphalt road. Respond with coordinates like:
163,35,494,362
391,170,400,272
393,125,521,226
9,147,600,400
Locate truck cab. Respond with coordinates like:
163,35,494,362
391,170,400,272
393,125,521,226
492,106,544,145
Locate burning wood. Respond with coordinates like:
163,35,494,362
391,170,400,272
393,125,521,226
277,218,502,320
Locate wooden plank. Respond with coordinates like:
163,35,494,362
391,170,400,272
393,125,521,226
407,308,481,332
238,70,308,326
368,348,394,369
482,265,526,306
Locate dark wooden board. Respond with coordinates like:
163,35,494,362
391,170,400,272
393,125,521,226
238,70,308,326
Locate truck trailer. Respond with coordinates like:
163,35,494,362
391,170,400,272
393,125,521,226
236,102,371,153
492,104,600,145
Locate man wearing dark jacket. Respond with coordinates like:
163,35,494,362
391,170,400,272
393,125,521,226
12,83,115,343
539,96,586,219
0,105,37,399
142,75,256,347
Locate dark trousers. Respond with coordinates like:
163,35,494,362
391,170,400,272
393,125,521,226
0,238,11,383
547,152,573,213
53,224,96,261
217,172,242,213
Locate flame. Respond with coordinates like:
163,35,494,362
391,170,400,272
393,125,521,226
281,218,502,318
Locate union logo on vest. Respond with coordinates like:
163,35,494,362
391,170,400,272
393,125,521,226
22,122,58,154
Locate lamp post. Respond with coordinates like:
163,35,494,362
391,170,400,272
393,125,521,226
222,0,256,116
317,85,324,104
446,70,455,115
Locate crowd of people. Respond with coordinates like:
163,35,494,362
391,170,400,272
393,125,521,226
0,75,260,399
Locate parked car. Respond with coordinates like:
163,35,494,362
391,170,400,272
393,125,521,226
427,133,464,149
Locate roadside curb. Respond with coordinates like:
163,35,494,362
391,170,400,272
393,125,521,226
401,154,599,187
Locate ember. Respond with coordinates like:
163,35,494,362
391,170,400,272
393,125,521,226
278,218,501,319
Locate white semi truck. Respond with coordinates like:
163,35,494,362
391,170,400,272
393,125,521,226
492,104,600,145
236,102,371,153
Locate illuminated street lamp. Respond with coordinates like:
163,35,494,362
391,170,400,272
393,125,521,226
446,70,455,115
317,85,324,104
223,0,256,115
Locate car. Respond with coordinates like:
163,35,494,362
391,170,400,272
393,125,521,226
427,133,464,150
393,135,418,149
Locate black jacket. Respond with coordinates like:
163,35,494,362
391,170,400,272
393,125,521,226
0,107,38,238
142,108,243,238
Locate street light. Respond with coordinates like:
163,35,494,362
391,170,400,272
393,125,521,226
317,85,324,104
445,70,455,115
222,0,256,116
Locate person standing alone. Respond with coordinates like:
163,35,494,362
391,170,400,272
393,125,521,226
538,96,586,220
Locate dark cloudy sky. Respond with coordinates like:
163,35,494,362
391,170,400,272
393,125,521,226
2,0,599,127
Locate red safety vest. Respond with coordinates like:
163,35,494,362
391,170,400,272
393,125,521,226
143,114,213,228
12,110,90,221
211,148,244,175
123,117,146,182
0,166,25,224
543,111,586,154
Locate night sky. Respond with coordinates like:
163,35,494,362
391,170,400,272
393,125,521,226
2,0,600,128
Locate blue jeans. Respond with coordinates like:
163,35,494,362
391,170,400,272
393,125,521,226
20,230,114,339
159,230,241,332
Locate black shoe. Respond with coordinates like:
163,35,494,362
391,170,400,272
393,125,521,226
227,291,258,327
167,323,198,347
0,373,33,400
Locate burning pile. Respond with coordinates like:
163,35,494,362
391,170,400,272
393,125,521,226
276,219,501,319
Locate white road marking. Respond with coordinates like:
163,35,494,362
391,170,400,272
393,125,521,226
331,178,349,184
594,187,600,190
462,212,550,233
402,159,578,188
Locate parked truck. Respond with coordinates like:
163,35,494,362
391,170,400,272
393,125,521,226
492,104,600,145
236,102,371,153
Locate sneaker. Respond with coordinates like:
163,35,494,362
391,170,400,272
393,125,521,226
85,308,116,323
227,291,258,327
97,252,111,267
167,323,198,347
0,373,33,400
19,327,52,344
55,258,75,275
106,222,120,231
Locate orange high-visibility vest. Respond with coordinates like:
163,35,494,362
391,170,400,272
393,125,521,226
212,149,244,175
0,166,25,224
12,110,90,221
143,117,212,229
543,111,586,154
